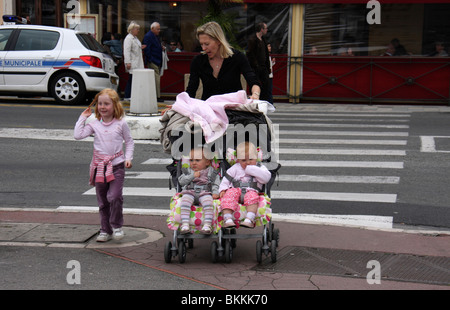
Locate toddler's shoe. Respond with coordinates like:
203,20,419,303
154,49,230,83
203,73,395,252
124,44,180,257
222,218,236,228
200,224,212,235
180,223,190,234
113,228,125,240
96,232,112,242
240,218,255,228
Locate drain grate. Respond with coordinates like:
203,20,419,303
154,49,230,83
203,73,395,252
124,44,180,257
254,246,450,286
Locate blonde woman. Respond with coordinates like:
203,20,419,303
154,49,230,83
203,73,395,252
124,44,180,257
186,21,261,101
123,21,144,99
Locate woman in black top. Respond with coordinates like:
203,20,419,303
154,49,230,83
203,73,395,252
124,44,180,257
186,21,261,101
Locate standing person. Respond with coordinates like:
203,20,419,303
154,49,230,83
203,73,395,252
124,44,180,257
123,21,144,100
74,88,135,242
186,21,261,101
247,22,271,103
267,43,276,105
143,22,164,102
104,33,123,61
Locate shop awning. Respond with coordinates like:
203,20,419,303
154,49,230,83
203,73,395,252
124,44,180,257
243,0,450,3
156,0,450,4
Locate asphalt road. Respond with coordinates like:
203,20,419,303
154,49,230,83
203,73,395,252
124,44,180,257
1,98,450,230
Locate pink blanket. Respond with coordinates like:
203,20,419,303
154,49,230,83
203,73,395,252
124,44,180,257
171,91,251,143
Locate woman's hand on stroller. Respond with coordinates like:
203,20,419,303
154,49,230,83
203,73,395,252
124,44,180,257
161,105,172,116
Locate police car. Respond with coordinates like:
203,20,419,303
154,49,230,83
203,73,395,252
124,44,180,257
0,15,119,105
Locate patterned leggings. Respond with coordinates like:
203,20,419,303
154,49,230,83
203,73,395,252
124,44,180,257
220,188,259,212
180,194,214,225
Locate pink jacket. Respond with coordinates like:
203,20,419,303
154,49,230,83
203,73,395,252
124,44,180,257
219,162,271,193
89,150,123,186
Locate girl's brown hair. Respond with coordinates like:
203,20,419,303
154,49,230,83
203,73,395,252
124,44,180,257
89,88,124,120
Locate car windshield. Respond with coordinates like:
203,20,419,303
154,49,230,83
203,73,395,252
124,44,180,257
76,33,107,54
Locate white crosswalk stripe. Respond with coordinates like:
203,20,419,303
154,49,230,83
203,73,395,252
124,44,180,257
68,107,409,229
81,108,409,207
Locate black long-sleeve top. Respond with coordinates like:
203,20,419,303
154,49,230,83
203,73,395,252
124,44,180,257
247,35,270,74
186,49,260,100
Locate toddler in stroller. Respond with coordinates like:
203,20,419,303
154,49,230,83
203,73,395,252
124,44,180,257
178,147,220,235
219,141,271,228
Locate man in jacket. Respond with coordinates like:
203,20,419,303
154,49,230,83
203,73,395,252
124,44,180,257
143,22,164,102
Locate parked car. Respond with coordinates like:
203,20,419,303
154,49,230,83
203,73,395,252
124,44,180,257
0,18,119,105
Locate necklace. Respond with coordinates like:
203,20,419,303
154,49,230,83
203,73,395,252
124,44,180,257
209,57,223,69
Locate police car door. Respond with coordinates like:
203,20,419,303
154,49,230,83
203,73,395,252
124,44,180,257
3,28,61,86
0,28,15,85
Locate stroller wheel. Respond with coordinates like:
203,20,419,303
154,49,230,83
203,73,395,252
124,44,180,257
164,241,173,263
256,240,262,264
225,240,233,263
210,241,219,263
273,228,280,248
178,240,186,263
270,240,277,263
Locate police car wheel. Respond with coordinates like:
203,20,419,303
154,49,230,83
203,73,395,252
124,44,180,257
50,72,86,105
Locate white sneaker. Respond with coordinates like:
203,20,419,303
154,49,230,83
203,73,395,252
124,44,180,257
96,232,112,242
112,228,125,240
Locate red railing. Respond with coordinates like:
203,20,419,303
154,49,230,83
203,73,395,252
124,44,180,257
302,56,450,104
160,52,289,98
158,53,450,104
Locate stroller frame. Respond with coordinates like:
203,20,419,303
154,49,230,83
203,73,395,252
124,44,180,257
164,108,280,263
164,156,281,264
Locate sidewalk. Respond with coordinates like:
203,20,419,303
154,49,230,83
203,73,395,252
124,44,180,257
1,209,449,290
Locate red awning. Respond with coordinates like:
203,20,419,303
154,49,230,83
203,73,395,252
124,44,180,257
243,0,450,3
155,0,450,4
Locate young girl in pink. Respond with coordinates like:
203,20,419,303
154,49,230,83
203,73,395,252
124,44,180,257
74,88,134,242
219,142,271,228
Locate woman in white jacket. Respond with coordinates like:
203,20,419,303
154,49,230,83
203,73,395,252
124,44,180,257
123,21,144,100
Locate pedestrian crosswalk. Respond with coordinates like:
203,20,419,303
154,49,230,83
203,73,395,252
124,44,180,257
269,107,409,205
81,106,409,208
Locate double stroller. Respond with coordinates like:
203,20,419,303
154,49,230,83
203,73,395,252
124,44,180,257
161,95,281,264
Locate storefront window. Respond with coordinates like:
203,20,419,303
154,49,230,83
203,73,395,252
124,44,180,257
19,0,35,24
87,0,289,54
304,3,450,57
41,0,57,26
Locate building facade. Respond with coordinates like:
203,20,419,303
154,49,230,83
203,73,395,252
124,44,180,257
4,0,450,104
